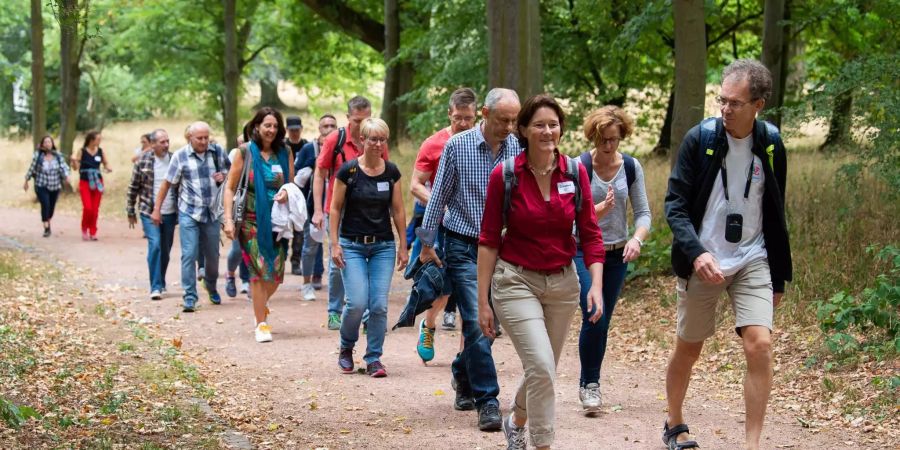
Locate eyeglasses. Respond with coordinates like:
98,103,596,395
715,95,756,110
366,137,387,144
598,137,621,146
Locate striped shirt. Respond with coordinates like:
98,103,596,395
25,151,70,191
165,144,228,223
420,122,521,245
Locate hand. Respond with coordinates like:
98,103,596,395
623,238,641,262
773,292,783,308
274,190,288,204
418,245,443,268
693,252,725,284
150,208,162,226
594,186,615,218
127,215,136,229
585,284,604,323
223,220,235,241
312,211,324,229
396,247,409,271
331,244,345,269
103,166,112,173
212,172,225,183
478,302,496,339
23,181,28,191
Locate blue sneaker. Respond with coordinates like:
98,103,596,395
225,276,237,298
209,291,222,305
182,299,197,313
416,320,435,363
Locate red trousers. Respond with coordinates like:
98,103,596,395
79,179,103,235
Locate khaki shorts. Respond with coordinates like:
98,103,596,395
676,257,774,343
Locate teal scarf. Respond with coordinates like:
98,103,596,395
250,140,290,273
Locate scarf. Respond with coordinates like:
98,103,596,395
250,140,290,273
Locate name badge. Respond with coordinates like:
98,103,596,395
271,165,283,174
557,181,575,194
377,181,390,192
94,155,102,162
615,178,627,192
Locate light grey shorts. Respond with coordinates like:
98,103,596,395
676,257,774,343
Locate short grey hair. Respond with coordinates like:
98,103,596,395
149,128,167,143
723,59,773,102
449,87,477,110
347,96,371,114
188,121,211,135
484,88,520,111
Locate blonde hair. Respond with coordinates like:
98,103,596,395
583,106,635,148
360,118,390,140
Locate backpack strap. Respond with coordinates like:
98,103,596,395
564,156,582,214
579,151,593,182
329,127,348,178
622,153,636,188
501,156,518,229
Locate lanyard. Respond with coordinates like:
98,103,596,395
720,154,754,202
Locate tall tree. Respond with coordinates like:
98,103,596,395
223,0,240,150
30,0,46,149
670,0,707,167
382,0,400,145
55,0,91,157
487,0,542,98
761,0,789,128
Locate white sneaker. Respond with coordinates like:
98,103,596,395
579,383,602,414
240,281,249,294
255,322,273,343
302,284,316,301
150,290,162,300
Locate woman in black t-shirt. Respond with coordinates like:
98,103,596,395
329,118,408,378
71,130,112,240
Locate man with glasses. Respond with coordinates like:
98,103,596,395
663,59,792,450
311,97,390,330
126,129,177,301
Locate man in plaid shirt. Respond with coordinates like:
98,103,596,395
152,122,228,312
126,129,176,301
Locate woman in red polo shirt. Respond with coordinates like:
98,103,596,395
477,94,605,450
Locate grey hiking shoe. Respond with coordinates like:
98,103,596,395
502,414,527,450
579,382,602,414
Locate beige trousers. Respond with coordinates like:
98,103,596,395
491,258,580,447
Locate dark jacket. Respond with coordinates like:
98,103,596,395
393,245,452,330
665,117,792,292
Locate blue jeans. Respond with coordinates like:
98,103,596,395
141,213,176,292
339,238,395,364
35,186,60,222
443,232,500,408
179,212,220,305
226,239,249,283
301,221,324,277
325,216,345,315
574,247,628,386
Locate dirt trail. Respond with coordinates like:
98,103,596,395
2,207,848,449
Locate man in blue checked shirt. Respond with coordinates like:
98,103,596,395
417,87,521,432
151,121,229,312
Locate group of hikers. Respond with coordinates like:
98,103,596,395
23,58,792,450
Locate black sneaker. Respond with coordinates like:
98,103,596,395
338,347,354,373
42,227,51,238
451,376,475,411
477,401,502,431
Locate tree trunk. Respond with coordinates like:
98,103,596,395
58,0,86,158
223,0,240,151
31,0,46,150
382,0,400,147
255,76,287,110
761,0,788,128
654,89,675,156
487,0,543,98
820,89,853,151
670,0,707,168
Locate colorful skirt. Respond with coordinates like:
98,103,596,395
239,218,287,283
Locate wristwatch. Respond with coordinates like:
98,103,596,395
633,236,644,247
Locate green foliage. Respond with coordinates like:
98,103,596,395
816,245,900,360
0,396,41,429
627,224,672,280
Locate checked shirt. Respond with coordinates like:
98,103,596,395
165,144,228,223
420,122,521,245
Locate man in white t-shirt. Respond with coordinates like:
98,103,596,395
126,129,178,300
663,59,792,450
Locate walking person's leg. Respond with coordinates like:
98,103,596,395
338,239,367,370
362,242,395,370
78,180,92,236
89,188,102,237
140,214,163,293
35,187,51,232
199,219,220,300
178,213,201,309
46,189,59,226
326,216,346,328
159,213,177,291
290,230,303,274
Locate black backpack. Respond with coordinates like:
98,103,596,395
578,151,636,188
328,127,348,178
501,155,582,228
